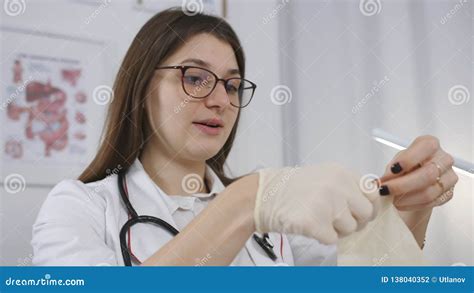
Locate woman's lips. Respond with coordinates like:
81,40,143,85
192,123,222,135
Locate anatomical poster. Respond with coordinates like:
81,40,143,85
1,27,108,184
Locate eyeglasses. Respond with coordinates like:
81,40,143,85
155,65,257,108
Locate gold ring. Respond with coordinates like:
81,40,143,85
430,161,443,178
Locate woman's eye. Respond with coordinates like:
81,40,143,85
184,75,205,86
226,80,241,94
226,85,238,93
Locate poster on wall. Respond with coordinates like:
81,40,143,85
1,27,109,185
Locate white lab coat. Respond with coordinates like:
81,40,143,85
31,159,336,266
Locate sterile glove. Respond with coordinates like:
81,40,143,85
254,164,379,244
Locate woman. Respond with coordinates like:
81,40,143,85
31,8,458,266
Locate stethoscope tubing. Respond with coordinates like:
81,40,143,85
117,171,277,266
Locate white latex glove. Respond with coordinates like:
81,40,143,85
254,164,379,244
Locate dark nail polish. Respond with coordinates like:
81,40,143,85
379,185,390,196
391,162,403,174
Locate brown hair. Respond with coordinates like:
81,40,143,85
79,8,245,186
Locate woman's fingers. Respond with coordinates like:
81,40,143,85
394,169,458,208
333,209,358,237
311,224,338,245
348,195,376,223
380,135,441,182
372,134,459,212
396,187,455,211
379,153,454,196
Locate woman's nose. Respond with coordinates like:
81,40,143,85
204,81,231,109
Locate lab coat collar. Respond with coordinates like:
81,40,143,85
167,165,225,213
125,159,178,228
128,159,226,216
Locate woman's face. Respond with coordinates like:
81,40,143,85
145,33,240,162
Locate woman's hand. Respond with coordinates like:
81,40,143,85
379,135,459,211
254,164,379,244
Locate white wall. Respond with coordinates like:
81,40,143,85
225,0,286,175
0,0,284,266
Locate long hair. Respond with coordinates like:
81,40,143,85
79,8,245,186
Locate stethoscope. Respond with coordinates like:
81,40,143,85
118,171,278,266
